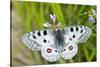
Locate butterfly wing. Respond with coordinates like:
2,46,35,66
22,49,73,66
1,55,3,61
41,45,60,62
60,26,92,59
22,29,60,62
60,43,78,59
22,29,54,51
63,26,92,44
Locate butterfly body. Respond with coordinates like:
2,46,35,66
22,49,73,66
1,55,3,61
22,26,92,62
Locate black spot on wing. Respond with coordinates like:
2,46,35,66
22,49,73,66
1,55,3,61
70,27,74,32
33,35,36,39
55,50,57,52
61,49,66,52
73,34,75,38
43,39,47,43
80,26,82,28
80,26,84,33
37,31,41,36
32,31,35,34
76,26,78,31
43,30,47,35
80,29,83,33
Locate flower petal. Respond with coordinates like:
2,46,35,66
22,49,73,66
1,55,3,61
50,14,56,23
56,22,61,27
91,9,96,16
88,16,96,23
43,22,52,27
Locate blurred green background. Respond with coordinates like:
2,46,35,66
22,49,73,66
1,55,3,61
11,1,96,66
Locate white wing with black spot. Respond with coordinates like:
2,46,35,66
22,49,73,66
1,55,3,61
63,26,92,44
22,29,54,51
41,45,60,62
60,43,78,59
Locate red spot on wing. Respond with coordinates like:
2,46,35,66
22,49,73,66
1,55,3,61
47,48,52,53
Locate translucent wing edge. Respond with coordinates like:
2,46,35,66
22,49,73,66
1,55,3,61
22,33,41,51
78,26,92,43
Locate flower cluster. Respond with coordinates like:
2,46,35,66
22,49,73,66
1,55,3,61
43,14,62,29
80,9,96,24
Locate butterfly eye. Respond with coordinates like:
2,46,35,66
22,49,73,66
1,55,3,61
68,45,73,50
47,48,52,53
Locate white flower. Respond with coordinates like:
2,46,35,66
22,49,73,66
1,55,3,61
43,22,52,27
91,9,96,16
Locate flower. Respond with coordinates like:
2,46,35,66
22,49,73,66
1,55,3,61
50,14,56,23
91,9,96,16
88,15,96,23
80,8,96,24
43,14,62,29
43,22,51,27
88,9,96,24
56,22,62,28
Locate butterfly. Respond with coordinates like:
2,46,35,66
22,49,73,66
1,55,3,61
22,26,92,62
22,14,92,62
